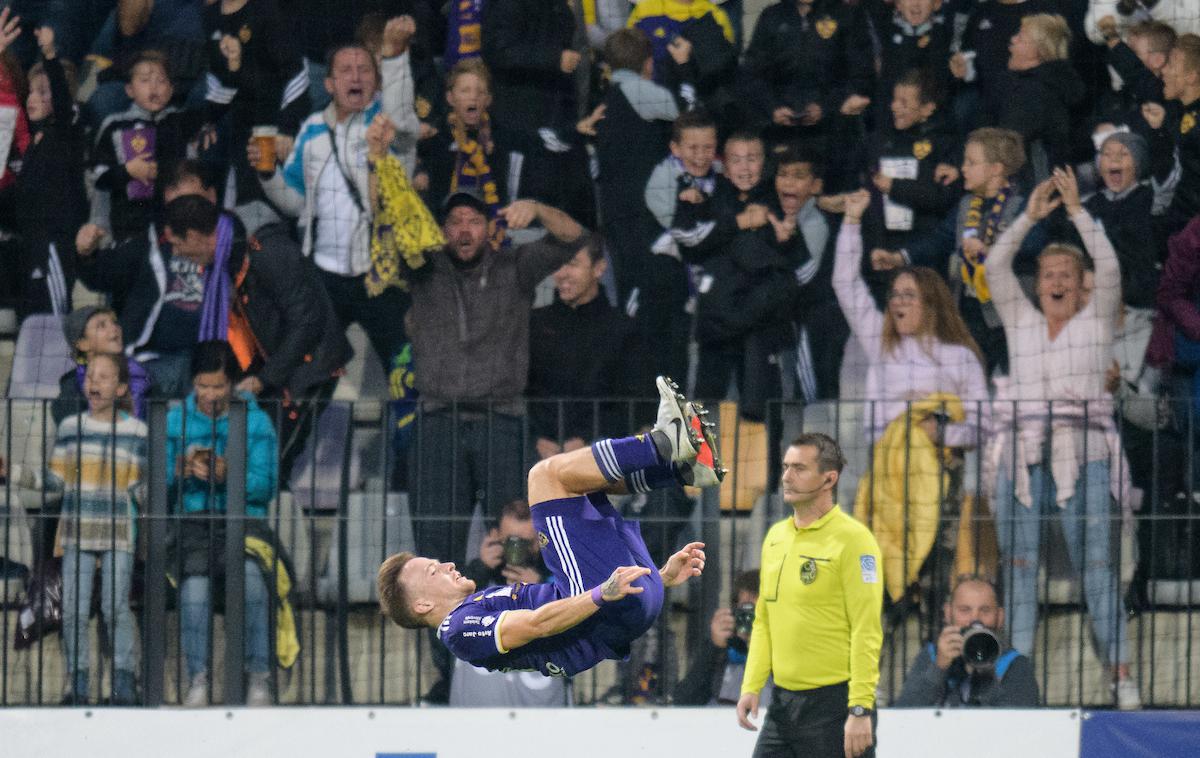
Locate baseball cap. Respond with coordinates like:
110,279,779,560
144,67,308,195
63,306,110,352
441,187,490,221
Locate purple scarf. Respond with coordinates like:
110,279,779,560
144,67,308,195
198,215,235,343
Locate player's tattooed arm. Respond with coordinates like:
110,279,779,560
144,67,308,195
600,575,622,601
496,566,651,651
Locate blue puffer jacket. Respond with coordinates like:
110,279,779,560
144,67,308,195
165,391,277,516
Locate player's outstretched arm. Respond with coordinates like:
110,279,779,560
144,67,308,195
496,566,652,652
659,542,706,588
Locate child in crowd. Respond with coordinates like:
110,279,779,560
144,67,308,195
896,127,1027,375
416,58,519,248
865,69,961,269
1153,34,1200,238
775,146,848,402
872,0,952,127
0,23,86,319
91,50,206,242
637,110,721,388
625,0,737,118
52,306,152,424
1101,20,1175,114
594,27,680,310
646,110,721,236
37,352,145,705
674,132,789,412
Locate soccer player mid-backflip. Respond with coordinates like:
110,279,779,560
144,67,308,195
377,377,724,677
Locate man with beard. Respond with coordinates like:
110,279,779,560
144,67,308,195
403,189,590,570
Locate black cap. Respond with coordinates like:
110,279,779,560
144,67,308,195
441,187,489,221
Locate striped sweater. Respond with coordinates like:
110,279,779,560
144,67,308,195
47,412,148,553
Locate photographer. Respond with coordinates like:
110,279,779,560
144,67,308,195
462,498,547,589
895,575,1038,707
674,569,772,707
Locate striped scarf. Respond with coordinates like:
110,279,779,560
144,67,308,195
958,185,1009,303
445,0,483,68
449,112,508,249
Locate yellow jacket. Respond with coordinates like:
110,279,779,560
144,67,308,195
245,536,300,670
853,393,964,603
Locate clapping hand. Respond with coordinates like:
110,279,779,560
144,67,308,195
1051,165,1081,215
75,224,110,257
1025,177,1062,221
767,212,796,243
842,189,870,222
840,94,871,116
870,249,903,271
126,154,158,183
219,34,242,72
933,163,959,185
1141,102,1166,130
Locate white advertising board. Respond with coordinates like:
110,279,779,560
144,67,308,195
1,707,1080,758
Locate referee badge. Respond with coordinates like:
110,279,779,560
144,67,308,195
800,558,818,585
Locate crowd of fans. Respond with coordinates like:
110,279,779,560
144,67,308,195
1,0,1200,710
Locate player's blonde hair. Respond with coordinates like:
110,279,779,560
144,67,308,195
377,552,426,629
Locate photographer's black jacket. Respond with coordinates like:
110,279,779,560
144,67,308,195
894,642,1039,707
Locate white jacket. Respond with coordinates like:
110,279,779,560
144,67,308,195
259,52,418,268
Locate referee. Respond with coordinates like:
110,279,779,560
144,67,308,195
736,433,884,758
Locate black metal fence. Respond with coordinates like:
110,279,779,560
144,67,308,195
1,395,1198,708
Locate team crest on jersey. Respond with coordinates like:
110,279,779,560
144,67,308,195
917,35,930,48
238,24,252,44
654,26,667,38
913,140,932,160
800,558,818,585
816,18,838,39
538,531,549,549
416,96,432,120
1183,113,1196,135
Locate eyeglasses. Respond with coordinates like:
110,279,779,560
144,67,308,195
888,290,921,303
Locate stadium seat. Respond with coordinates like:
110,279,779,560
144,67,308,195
288,402,362,512
316,492,413,605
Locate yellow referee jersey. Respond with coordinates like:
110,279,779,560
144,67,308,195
741,506,884,708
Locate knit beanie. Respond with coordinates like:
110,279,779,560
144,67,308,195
1099,131,1150,181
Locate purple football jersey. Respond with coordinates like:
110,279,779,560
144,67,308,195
438,581,612,677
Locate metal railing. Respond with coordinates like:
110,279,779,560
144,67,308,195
1,395,1198,708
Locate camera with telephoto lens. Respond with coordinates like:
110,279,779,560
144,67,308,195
502,536,531,567
734,603,756,636
728,603,756,654
960,621,1001,668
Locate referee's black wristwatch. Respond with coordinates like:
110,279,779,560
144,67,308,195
848,705,873,718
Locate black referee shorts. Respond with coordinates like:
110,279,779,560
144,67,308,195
751,681,877,758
